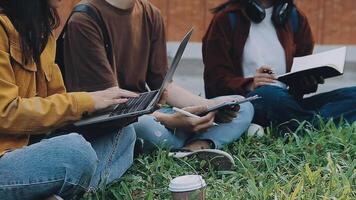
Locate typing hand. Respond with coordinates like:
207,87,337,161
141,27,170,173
89,87,138,112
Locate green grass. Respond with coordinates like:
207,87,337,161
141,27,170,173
83,120,356,200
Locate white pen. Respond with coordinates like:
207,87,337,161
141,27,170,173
172,107,219,126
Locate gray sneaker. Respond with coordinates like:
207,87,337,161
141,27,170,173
169,149,235,171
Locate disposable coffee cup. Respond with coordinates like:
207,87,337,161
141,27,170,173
168,175,207,200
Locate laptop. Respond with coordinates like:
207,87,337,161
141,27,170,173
74,28,194,127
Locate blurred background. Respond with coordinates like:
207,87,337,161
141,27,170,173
57,0,356,96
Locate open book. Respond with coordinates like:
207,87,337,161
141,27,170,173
278,47,347,84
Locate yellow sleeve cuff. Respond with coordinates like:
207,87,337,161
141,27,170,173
72,92,95,117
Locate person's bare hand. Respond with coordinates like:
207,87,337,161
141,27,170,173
89,87,138,111
207,96,241,123
157,89,168,108
159,106,215,133
252,66,277,90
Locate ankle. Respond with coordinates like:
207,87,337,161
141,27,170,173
184,140,214,151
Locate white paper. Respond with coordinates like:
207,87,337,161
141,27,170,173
291,47,346,74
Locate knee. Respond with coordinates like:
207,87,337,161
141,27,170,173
134,115,156,133
248,85,290,108
250,85,286,99
121,125,137,146
51,133,98,180
239,102,254,122
333,87,356,99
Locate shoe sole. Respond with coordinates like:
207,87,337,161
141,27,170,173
170,149,235,171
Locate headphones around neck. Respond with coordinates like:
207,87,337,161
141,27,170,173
244,0,295,25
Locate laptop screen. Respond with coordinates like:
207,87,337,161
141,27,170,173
160,28,194,93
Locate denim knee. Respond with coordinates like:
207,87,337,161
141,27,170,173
240,101,254,120
332,86,356,99
249,85,287,102
49,133,98,192
62,133,98,172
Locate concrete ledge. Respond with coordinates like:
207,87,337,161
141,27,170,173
167,42,356,62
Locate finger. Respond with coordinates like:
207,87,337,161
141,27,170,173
199,112,215,123
231,105,240,112
216,114,231,123
191,112,215,125
256,73,277,80
221,110,238,118
103,98,128,107
255,78,276,84
117,89,139,98
192,121,214,133
112,98,129,105
158,90,168,105
256,66,273,73
255,81,275,88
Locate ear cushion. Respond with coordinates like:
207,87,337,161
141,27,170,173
245,0,266,23
273,0,294,25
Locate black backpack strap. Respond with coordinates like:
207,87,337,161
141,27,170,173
290,7,300,34
228,11,238,58
72,4,112,63
229,12,238,31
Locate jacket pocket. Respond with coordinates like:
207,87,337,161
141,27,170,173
9,41,54,82
9,41,37,72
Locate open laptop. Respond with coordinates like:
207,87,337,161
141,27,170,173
74,28,194,127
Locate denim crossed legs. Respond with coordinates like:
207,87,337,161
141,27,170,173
0,125,136,200
134,95,254,152
247,85,356,128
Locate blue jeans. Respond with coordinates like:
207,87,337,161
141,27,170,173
0,125,136,200
134,95,254,152
247,85,356,128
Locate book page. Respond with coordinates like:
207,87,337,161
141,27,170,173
291,47,346,74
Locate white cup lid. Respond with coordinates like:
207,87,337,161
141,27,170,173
169,175,207,192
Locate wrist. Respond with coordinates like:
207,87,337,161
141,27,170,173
152,111,173,127
247,81,255,92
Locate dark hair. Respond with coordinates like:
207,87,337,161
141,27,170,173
211,0,240,14
0,0,59,64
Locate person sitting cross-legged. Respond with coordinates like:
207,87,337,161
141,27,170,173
203,0,356,133
63,0,255,170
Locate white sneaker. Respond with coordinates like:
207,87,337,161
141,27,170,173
46,195,64,200
247,123,265,137
169,149,235,171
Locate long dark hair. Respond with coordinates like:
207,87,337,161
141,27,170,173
0,0,59,64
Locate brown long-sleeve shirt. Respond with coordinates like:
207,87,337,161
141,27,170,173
202,3,314,98
64,0,168,92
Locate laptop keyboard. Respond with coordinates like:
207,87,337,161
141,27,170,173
109,90,159,117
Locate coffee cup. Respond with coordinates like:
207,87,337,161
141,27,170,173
168,175,207,200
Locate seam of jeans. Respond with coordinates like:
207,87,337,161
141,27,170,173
0,178,88,191
101,129,122,184
101,137,135,189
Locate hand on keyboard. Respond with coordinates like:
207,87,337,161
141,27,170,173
89,87,139,112
110,90,159,116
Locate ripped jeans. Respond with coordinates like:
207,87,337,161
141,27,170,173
134,95,254,152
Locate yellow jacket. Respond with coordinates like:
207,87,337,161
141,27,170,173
0,14,95,155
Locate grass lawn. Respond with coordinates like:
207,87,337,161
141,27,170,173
83,120,355,200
